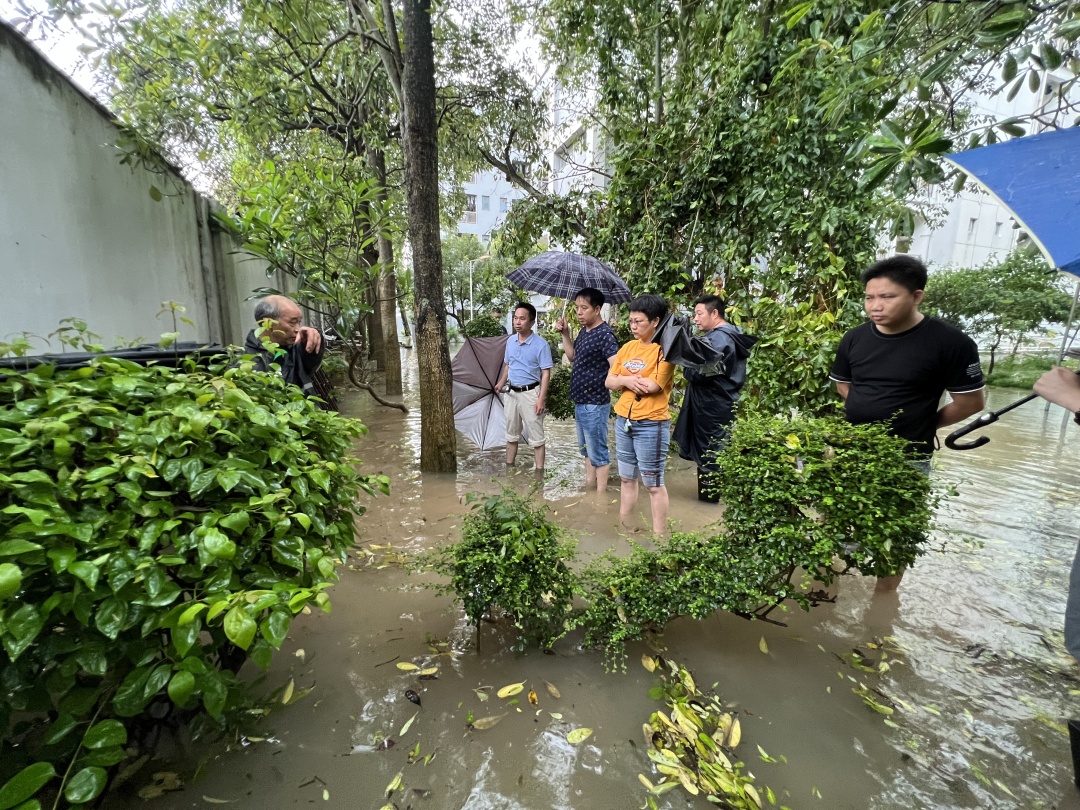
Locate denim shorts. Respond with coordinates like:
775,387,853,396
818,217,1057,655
575,403,611,467
615,416,670,488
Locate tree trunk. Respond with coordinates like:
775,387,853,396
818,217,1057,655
402,0,456,472
399,298,413,347
368,148,403,396
369,278,385,370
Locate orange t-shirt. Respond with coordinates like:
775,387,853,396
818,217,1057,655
612,340,675,421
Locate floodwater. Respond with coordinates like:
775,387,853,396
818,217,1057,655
115,356,1080,810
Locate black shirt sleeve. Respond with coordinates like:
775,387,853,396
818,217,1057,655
944,333,984,393
830,332,853,383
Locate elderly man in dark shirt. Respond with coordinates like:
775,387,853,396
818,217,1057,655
244,295,331,406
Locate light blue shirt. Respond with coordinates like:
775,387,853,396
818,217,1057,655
504,332,553,386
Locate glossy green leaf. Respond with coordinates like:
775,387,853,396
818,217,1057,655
0,763,57,810
63,766,107,804
168,670,196,706
224,605,257,650
82,719,127,749
0,563,22,600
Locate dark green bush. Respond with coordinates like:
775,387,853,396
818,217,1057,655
463,315,506,338
545,364,574,420
422,489,578,651
0,356,387,806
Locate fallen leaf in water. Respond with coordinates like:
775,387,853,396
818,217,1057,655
385,772,403,796
407,742,421,764
470,714,506,730
418,667,439,677
322,789,329,801
154,772,182,791
497,681,526,698
641,654,656,673
202,797,236,804
758,637,769,655
566,728,592,744
295,648,306,661
727,717,742,748
400,711,418,736
543,680,561,699
473,688,489,702
549,712,563,720
281,679,295,705
396,662,419,672
405,689,421,706
138,785,165,800
527,689,538,705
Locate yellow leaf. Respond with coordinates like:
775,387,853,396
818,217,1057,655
400,711,418,736
294,649,306,661
785,433,801,449
641,654,656,673
727,717,742,749
549,712,564,720
677,769,699,795
497,681,526,698
202,798,236,804
396,662,419,671
638,774,654,791
528,689,539,705
281,679,295,705
471,714,506,730
418,667,439,676
138,785,165,800
566,727,593,744
745,783,762,808
322,789,329,801
543,680,561,699
758,637,769,655
385,772,403,795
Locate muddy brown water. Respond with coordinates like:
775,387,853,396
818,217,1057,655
115,357,1080,810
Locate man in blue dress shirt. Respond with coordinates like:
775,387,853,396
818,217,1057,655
494,302,553,470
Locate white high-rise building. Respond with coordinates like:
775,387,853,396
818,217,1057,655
454,169,527,245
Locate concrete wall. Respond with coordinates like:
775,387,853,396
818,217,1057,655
0,21,281,352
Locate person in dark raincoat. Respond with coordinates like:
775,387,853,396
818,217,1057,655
243,295,336,409
673,295,748,502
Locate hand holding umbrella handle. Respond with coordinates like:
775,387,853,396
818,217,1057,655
944,393,1037,450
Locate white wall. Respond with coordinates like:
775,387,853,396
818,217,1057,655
0,21,274,352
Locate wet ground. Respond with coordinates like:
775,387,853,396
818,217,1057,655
117,355,1080,809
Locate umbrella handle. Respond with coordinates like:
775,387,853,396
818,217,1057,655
944,392,1039,450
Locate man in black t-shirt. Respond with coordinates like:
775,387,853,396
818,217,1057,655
830,255,985,589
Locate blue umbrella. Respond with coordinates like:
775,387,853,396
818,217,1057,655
944,127,1080,276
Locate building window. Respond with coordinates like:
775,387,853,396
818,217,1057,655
460,194,477,224
967,217,978,237
499,197,508,213
994,222,1003,240
482,195,490,211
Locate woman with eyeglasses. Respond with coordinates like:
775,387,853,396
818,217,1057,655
605,294,676,534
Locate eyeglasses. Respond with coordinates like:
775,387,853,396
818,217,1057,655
628,317,653,326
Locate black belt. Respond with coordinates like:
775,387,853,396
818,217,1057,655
509,382,540,392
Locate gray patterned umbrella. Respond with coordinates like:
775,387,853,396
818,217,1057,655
507,251,633,303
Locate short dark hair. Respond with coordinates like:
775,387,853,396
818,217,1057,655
628,294,668,322
693,294,726,319
861,255,928,293
574,287,605,309
513,301,537,323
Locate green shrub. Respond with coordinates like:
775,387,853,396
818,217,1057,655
422,489,578,651
0,356,387,806
463,315,506,338
577,412,935,667
545,364,574,420
715,412,936,582
983,352,1064,389
539,329,563,361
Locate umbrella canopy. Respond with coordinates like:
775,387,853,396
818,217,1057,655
507,251,634,303
653,313,722,368
0,342,229,371
452,336,523,451
944,127,1080,276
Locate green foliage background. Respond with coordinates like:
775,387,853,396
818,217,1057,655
0,357,386,805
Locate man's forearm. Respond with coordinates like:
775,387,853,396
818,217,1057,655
539,368,551,403
937,391,985,428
